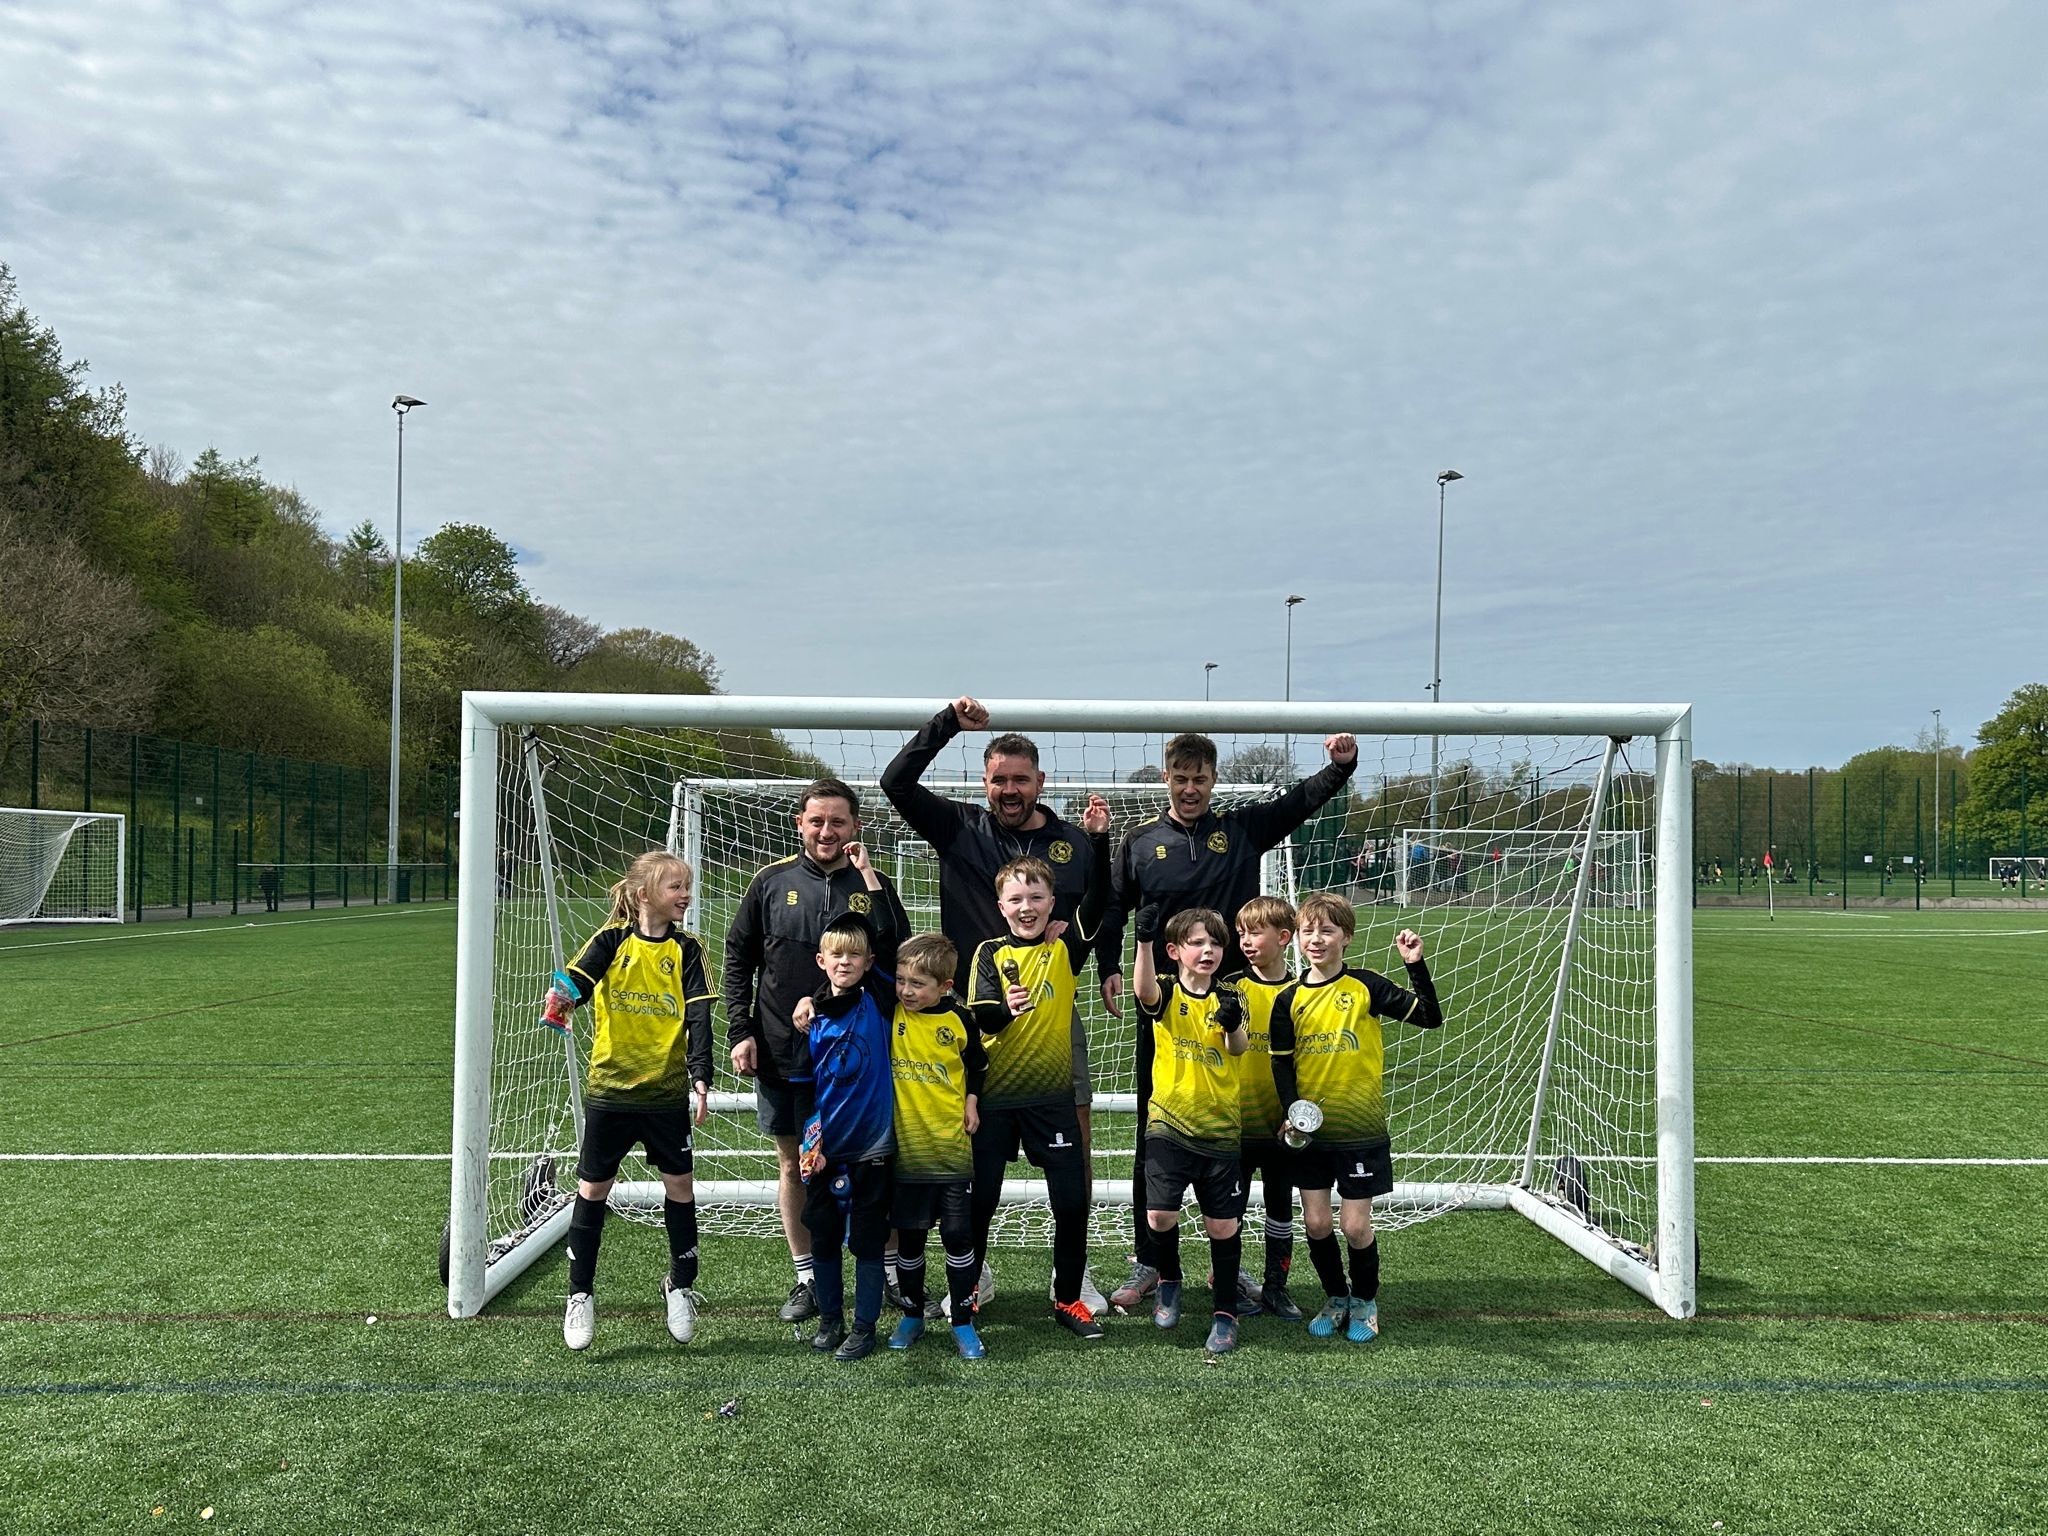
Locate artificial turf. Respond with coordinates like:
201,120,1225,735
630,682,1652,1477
1,904,2044,1533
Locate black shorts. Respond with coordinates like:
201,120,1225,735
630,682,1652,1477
801,1155,894,1258
1294,1141,1395,1201
1144,1134,1247,1221
893,1178,973,1233
754,1074,816,1140
575,1101,695,1182
974,1101,1086,1169
1239,1136,1297,1188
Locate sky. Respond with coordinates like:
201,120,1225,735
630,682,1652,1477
3,0,2043,768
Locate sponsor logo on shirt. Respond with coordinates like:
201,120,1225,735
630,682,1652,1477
1154,845,1168,860
1048,840,1073,865
785,890,799,906
848,892,872,914
1207,831,1229,853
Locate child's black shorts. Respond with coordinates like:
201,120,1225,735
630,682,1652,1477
1143,1134,1247,1221
1294,1140,1395,1201
892,1177,972,1233
973,1101,1085,1169
575,1101,695,1182
1238,1135,1297,1189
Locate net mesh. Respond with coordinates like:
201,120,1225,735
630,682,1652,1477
476,721,1659,1270
0,809,123,924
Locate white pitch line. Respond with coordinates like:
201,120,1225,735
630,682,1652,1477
2,1152,2043,1167
1711,928,2048,939
0,905,454,954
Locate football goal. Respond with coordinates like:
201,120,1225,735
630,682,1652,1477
0,808,125,925
446,695,1694,1321
1393,826,1646,909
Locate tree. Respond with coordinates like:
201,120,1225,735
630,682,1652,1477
1218,744,1295,786
338,520,391,599
413,523,532,623
0,508,156,777
568,627,718,694
1956,684,2048,853
537,604,602,671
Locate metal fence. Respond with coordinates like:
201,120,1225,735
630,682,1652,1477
3,719,456,918
1692,764,2036,906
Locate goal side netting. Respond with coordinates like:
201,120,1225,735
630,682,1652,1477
0,809,125,925
448,696,1694,1321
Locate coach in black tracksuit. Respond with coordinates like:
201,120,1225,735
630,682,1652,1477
1103,730,1357,1295
880,699,1117,995
723,777,909,1321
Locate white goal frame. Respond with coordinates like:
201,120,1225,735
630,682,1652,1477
448,694,1695,1321
1393,826,1646,909
0,808,126,925
1987,856,2046,884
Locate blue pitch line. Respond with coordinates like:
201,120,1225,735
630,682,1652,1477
4,1375,2045,1402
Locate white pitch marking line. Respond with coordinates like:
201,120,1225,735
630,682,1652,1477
1711,928,2048,938
0,906,454,954
2,1152,2043,1167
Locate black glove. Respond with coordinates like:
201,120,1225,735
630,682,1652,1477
1133,904,1161,943
1214,986,1243,1033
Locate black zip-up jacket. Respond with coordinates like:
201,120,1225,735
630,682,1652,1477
1107,756,1357,977
880,703,1118,992
722,854,906,1083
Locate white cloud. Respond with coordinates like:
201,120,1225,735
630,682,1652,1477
2,0,2043,761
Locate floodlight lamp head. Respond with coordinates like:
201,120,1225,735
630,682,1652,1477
1286,594,1305,608
1438,469,1464,484
393,395,425,413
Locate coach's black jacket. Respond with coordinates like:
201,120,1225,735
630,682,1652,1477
881,703,1118,991
1107,756,1357,977
722,855,906,1084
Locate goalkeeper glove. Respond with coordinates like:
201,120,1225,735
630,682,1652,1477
1133,903,1162,943
539,970,578,1032
1214,986,1243,1034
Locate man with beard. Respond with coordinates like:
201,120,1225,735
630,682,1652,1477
724,778,911,1323
881,696,1116,1316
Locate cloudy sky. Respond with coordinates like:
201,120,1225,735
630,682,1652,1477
3,0,2042,766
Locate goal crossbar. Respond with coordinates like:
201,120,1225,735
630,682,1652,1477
450,695,1694,1321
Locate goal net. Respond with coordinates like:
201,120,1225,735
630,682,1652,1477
448,696,1694,1321
1393,827,1646,909
0,808,125,925
1988,857,2047,885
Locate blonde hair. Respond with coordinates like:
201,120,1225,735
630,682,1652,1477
819,918,874,958
897,933,958,985
1295,890,1356,939
1236,895,1297,935
994,855,1055,895
607,850,692,926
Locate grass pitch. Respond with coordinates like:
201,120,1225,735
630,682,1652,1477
2,906,2044,1533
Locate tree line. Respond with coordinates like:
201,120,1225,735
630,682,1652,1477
0,265,804,794
2,262,2040,840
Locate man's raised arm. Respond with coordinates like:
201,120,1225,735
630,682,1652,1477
879,698,984,853
1240,733,1359,854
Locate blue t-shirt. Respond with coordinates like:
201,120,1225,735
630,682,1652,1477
807,974,895,1163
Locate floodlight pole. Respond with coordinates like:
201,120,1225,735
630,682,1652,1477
388,395,425,903
1204,661,1217,701
1931,708,1942,881
1283,596,1304,768
1429,470,1463,830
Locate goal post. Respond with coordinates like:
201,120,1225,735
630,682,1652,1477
0,808,126,925
448,694,1695,1321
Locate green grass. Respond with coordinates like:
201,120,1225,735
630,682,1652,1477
2,906,2045,1533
